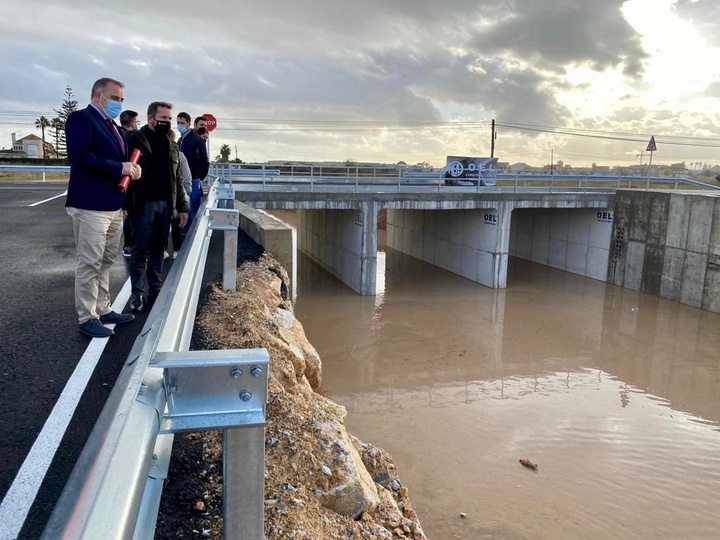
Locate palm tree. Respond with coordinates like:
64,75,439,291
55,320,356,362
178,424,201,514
35,116,51,158
218,144,231,163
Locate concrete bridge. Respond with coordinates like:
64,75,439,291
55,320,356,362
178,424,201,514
224,167,720,314
233,186,615,295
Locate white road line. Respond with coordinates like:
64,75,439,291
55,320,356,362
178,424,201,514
0,278,132,540
27,190,67,207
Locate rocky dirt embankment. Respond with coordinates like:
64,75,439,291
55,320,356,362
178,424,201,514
156,254,427,539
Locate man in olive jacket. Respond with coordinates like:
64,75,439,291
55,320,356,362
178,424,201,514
125,101,189,312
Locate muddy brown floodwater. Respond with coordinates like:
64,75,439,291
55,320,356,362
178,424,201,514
282,215,720,540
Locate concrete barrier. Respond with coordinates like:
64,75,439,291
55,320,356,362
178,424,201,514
236,203,295,290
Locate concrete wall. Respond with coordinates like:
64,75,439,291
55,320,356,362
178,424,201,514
297,204,378,295
236,203,295,273
608,190,720,313
509,208,613,281
386,207,510,288
236,202,296,296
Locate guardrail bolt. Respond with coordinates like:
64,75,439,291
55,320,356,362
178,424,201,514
168,383,178,394
250,365,263,378
230,367,242,379
239,390,252,402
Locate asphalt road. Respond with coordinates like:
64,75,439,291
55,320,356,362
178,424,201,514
0,181,230,539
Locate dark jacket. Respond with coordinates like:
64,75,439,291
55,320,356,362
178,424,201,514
180,130,209,180
65,105,127,211
124,126,190,215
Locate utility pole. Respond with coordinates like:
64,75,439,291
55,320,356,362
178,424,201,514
550,148,554,174
636,152,644,166
490,119,496,157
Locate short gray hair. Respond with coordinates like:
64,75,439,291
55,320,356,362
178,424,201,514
91,77,124,98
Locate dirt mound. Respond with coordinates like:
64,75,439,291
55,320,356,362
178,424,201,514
156,254,426,539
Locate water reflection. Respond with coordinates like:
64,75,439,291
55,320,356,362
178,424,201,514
294,247,720,539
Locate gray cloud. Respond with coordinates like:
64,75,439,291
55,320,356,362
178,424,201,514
675,0,720,47
0,0,716,166
469,0,647,76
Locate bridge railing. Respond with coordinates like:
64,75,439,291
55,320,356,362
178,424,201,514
207,162,720,193
41,177,269,540
4,163,718,193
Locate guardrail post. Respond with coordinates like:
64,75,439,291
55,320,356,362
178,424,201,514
153,349,270,540
224,426,265,539
208,208,240,291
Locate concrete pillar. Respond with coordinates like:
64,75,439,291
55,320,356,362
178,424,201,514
297,203,378,295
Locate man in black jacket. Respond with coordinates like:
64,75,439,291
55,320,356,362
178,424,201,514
125,101,189,312
180,116,209,230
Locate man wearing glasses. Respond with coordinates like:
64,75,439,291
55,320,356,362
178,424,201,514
65,77,141,338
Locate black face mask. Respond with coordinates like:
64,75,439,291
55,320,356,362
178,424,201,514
154,120,171,135
196,127,207,136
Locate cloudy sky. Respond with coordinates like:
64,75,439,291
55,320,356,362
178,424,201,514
1,0,719,167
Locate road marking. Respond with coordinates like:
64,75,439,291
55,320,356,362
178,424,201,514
0,278,132,540
28,190,67,207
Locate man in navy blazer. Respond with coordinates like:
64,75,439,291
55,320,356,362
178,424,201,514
65,77,142,338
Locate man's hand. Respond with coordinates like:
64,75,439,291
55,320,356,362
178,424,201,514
121,162,142,180
179,212,189,229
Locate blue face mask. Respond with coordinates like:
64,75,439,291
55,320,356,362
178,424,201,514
102,94,122,119
177,124,188,134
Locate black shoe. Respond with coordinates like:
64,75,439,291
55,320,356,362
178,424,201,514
122,247,131,258
79,318,114,338
130,294,145,312
99,311,135,324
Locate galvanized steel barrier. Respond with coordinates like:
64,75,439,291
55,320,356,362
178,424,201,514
2,163,718,193
208,163,720,194
41,176,270,540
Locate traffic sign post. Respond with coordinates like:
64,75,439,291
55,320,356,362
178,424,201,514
201,114,217,163
202,113,217,132
645,136,656,190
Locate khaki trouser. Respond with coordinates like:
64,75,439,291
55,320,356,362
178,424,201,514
67,207,124,324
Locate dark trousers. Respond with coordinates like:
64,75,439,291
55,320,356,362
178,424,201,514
181,179,202,235
123,215,132,248
170,216,183,252
129,200,170,296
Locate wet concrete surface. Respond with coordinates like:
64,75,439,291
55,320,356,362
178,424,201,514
293,245,720,539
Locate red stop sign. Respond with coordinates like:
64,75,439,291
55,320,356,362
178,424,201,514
202,113,217,132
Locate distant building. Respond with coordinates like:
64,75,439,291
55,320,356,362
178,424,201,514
508,162,531,172
1,133,56,159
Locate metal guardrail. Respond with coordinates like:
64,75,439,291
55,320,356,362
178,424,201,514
41,177,269,540
225,176,720,195
0,164,70,182
206,163,720,194
4,163,719,192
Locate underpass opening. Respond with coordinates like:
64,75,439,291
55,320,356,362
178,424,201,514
386,208,507,288
509,207,613,283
